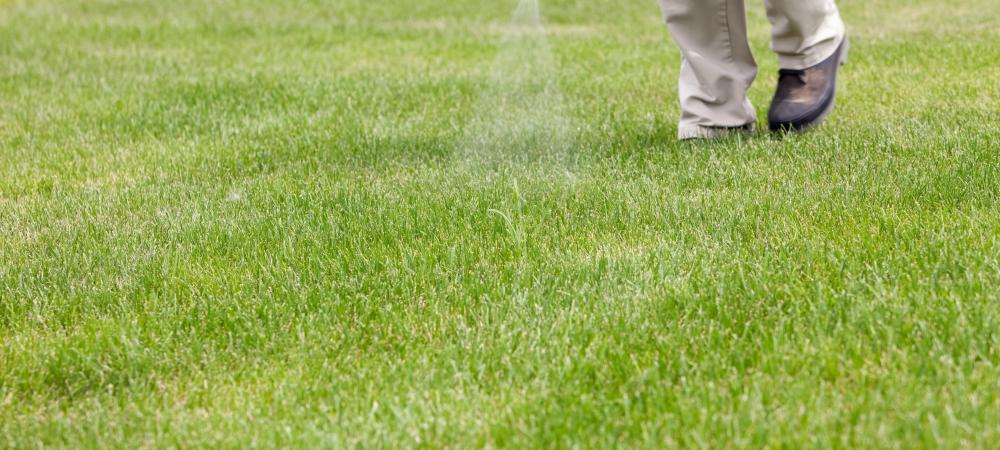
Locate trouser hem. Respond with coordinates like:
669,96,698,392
678,124,755,140
777,29,847,70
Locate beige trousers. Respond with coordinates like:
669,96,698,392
657,0,846,139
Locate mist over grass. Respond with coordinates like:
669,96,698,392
458,0,577,170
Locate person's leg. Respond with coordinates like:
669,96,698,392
657,0,758,140
764,0,845,70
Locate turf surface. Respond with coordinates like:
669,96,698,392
1,0,999,447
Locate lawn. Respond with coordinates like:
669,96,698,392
1,0,998,447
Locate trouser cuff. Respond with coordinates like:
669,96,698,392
678,124,755,141
777,29,847,70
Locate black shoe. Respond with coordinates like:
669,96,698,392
768,39,849,133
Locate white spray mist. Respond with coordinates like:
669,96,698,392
459,0,575,169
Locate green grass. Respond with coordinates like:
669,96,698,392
1,0,999,447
